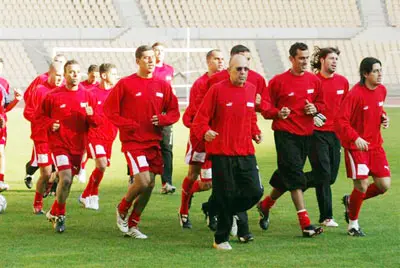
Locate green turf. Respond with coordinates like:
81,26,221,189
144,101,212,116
1,108,399,267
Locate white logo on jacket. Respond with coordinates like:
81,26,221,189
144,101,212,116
307,89,314,94
60,104,66,108
363,106,369,110
156,92,163,98
136,92,142,96
337,90,344,95
226,102,233,106
378,101,384,107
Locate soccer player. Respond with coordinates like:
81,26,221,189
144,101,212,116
23,54,67,189
24,62,64,214
40,60,99,233
192,54,263,250
152,42,176,194
104,45,179,239
179,49,225,229
79,63,118,210
335,57,391,237
0,58,23,192
80,64,100,90
258,42,324,237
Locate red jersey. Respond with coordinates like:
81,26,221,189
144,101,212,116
23,72,48,103
262,70,324,136
316,73,349,132
153,63,174,85
0,77,10,115
192,79,260,156
39,85,99,154
81,80,100,91
335,83,387,150
182,72,209,128
103,74,180,152
88,86,118,143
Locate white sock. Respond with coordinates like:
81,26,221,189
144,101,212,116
348,219,359,230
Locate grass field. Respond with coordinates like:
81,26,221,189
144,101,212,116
1,108,399,267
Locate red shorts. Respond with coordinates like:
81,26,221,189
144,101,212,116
87,141,112,166
124,147,163,176
344,147,391,180
185,135,206,165
200,159,212,181
31,143,53,167
0,127,7,145
51,150,83,174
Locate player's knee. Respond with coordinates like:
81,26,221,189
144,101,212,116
188,172,199,181
61,177,72,189
378,179,391,193
97,165,106,173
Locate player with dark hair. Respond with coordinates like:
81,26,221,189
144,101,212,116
104,45,179,239
336,57,391,236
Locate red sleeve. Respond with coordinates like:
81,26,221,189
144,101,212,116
157,84,180,126
261,78,280,119
36,94,57,132
191,86,217,141
86,93,102,127
182,107,194,128
103,80,139,131
23,76,42,103
313,78,325,114
5,99,19,113
335,92,360,144
23,85,41,122
251,111,261,137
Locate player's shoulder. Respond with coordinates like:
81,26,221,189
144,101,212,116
248,69,264,80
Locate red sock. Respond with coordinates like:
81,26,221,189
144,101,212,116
50,200,58,215
190,180,201,195
57,202,66,216
297,210,311,230
180,177,195,215
348,188,366,221
128,206,141,228
364,183,384,200
261,195,276,212
0,173,4,182
118,197,133,216
33,191,43,207
82,177,94,198
90,168,104,196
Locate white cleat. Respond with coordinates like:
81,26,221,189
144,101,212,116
321,218,339,227
79,195,91,209
116,206,129,233
124,227,148,239
213,241,232,250
77,169,87,183
90,195,99,210
0,181,10,192
230,215,238,236
160,183,176,194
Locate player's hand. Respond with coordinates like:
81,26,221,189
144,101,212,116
278,107,290,119
52,120,60,132
381,114,389,129
253,134,263,144
0,117,5,128
151,115,159,126
255,93,261,106
355,137,369,151
85,106,93,116
14,88,23,101
313,113,327,127
304,99,317,115
204,130,219,142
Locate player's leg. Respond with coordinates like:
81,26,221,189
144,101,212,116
160,125,175,194
0,144,8,192
33,164,52,214
179,163,201,229
24,147,39,189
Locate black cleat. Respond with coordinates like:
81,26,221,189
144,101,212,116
342,194,350,224
257,202,270,230
238,233,254,243
55,215,66,233
178,213,192,229
302,225,324,237
348,227,366,237
24,175,33,189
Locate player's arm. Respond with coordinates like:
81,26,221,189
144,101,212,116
335,92,361,145
103,80,139,131
23,76,41,103
156,84,180,126
311,79,325,114
192,86,217,141
36,94,59,132
255,76,267,112
251,109,262,144
85,93,102,127
260,78,280,119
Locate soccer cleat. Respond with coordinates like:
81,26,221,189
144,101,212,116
238,233,254,243
33,205,45,215
124,227,148,239
320,218,339,227
78,194,91,209
257,202,270,230
213,241,232,250
302,225,324,237
116,206,129,233
348,227,366,237
342,194,350,224
230,215,238,236
160,183,176,194
77,168,87,183
55,215,66,233
46,210,58,229
90,195,99,210
178,213,192,229
24,175,33,189
0,181,9,192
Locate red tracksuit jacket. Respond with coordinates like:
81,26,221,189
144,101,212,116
192,79,261,156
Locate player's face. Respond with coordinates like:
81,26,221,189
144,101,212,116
102,68,118,86
229,57,249,86
54,70,64,87
64,64,81,87
322,53,338,74
364,63,383,86
153,45,165,63
137,50,155,74
238,51,251,63
208,51,225,72
290,49,309,73
88,71,100,83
